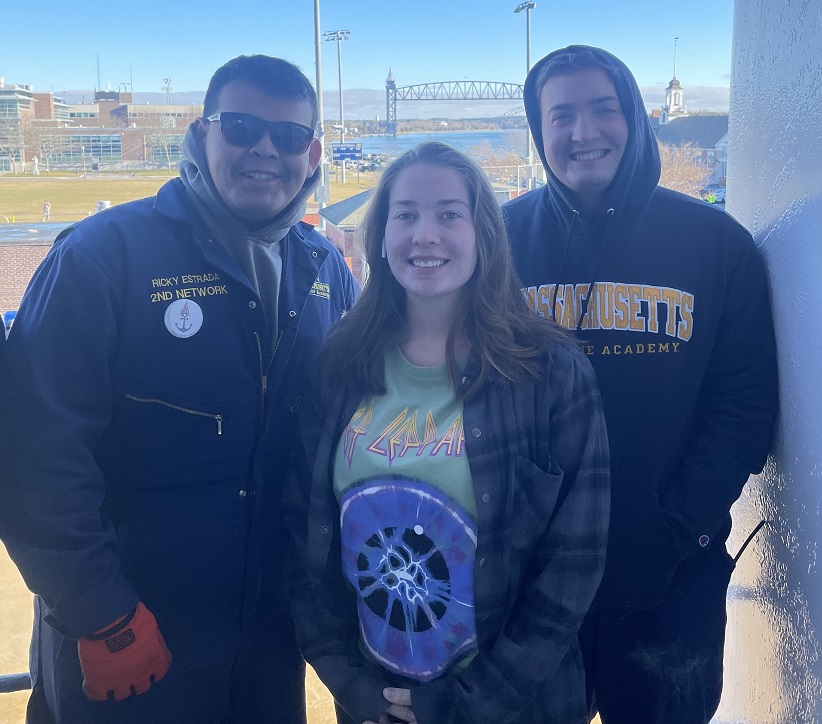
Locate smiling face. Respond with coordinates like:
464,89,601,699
539,67,629,214
202,79,322,224
384,163,478,313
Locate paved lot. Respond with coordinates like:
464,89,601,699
0,223,68,245
0,548,32,724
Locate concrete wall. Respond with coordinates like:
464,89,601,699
717,1,822,721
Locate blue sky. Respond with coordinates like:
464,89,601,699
3,0,734,107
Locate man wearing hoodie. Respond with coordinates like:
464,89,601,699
0,56,357,723
504,46,778,723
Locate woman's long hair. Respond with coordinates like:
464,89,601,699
322,141,569,399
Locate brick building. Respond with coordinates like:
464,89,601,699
0,232,55,312
319,190,372,284
1,85,202,172
0,80,35,173
650,76,729,185
1,208,329,318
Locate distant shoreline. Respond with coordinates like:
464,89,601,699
354,127,511,137
322,119,527,137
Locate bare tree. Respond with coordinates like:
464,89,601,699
466,134,527,186
142,115,186,174
658,142,710,199
27,124,61,174
0,117,25,173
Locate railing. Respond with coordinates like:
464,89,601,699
0,672,31,694
481,164,546,191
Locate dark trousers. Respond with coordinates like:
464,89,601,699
26,510,307,724
335,701,357,724
27,598,306,724
579,546,735,724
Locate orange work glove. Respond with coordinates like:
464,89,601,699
77,602,172,701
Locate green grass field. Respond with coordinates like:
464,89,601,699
0,176,169,223
0,171,376,224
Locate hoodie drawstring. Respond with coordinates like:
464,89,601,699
550,210,580,322
550,208,616,332
575,208,615,331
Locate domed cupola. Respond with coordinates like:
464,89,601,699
661,38,689,124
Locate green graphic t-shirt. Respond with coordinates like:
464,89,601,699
334,346,478,682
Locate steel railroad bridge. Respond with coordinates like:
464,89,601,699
385,70,523,136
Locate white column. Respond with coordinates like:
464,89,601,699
719,1,822,722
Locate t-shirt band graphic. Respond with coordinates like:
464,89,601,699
340,478,478,682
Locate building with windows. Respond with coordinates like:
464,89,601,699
655,114,729,181
0,84,201,172
109,103,202,129
32,92,71,121
318,189,372,283
660,76,688,125
0,80,35,172
67,104,102,123
650,77,729,186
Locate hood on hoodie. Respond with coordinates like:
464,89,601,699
178,119,320,240
524,45,661,230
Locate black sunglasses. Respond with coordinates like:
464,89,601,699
205,112,314,155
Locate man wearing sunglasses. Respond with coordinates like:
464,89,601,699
0,55,357,724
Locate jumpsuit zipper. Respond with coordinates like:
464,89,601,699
125,394,223,434
255,330,283,397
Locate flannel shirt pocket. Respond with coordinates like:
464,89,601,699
507,456,564,551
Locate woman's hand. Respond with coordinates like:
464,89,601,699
363,687,417,724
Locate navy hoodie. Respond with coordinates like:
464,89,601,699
504,45,778,609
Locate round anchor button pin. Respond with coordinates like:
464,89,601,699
164,299,203,338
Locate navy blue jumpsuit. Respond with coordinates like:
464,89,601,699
0,179,357,723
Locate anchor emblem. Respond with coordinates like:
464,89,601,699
175,302,192,333
164,299,203,339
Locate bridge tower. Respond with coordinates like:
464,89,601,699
385,68,397,136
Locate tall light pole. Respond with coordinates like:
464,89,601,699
162,77,172,105
313,0,327,218
514,1,536,187
323,29,350,183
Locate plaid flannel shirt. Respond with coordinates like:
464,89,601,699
285,339,609,724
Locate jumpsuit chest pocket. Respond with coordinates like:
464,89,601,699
125,393,225,435
109,385,239,493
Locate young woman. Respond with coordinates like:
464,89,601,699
285,142,609,724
